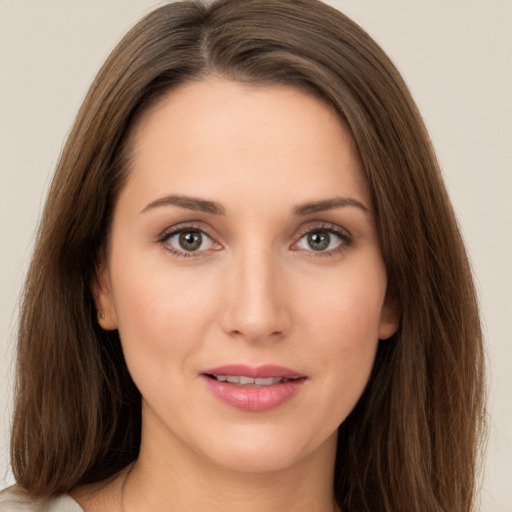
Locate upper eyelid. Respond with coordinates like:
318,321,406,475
157,222,214,240
157,220,349,236
294,221,351,239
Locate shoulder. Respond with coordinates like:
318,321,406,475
0,486,84,512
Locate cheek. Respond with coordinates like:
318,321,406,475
110,253,222,370
300,260,386,346
296,260,386,419
318,284,382,381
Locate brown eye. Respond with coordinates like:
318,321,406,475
307,231,330,251
178,230,203,251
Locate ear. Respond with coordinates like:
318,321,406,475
378,293,400,340
92,262,118,331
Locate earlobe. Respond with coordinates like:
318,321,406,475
92,263,118,331
378,294,401,340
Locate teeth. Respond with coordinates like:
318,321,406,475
213,375,286,386
255,377,274,386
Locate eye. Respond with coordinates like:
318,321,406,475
163,228,218,255
295,226,349,254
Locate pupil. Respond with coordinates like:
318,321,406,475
308,231,330,251
179,230,202,251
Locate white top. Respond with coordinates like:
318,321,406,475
0,487,83,512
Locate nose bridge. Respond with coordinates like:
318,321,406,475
221,241,288,342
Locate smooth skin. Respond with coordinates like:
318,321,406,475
74,77,399,512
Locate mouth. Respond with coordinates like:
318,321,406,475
201,364,307,412
205,374,295,386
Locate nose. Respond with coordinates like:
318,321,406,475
219,246,291,343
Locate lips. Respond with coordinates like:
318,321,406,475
201,364,307,412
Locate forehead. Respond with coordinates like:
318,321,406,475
122,76,368,213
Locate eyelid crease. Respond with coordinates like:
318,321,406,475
294,221,352,238
156,221,207,241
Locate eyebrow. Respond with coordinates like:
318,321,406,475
141,194,225,215
140,194,370,217
293,197,371,216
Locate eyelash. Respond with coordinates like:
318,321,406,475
156,222,353,258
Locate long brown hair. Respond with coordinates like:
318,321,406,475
11,1,485,510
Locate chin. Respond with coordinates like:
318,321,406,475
196,422,338,475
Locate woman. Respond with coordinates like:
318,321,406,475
0,0,485,510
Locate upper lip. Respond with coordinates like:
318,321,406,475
202,364,306,380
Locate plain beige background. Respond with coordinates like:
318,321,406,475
1,1,511,510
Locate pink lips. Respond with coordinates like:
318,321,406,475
202,364,306,412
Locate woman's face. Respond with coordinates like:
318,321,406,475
96,77,399,475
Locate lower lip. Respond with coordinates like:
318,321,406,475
202,376,306,412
